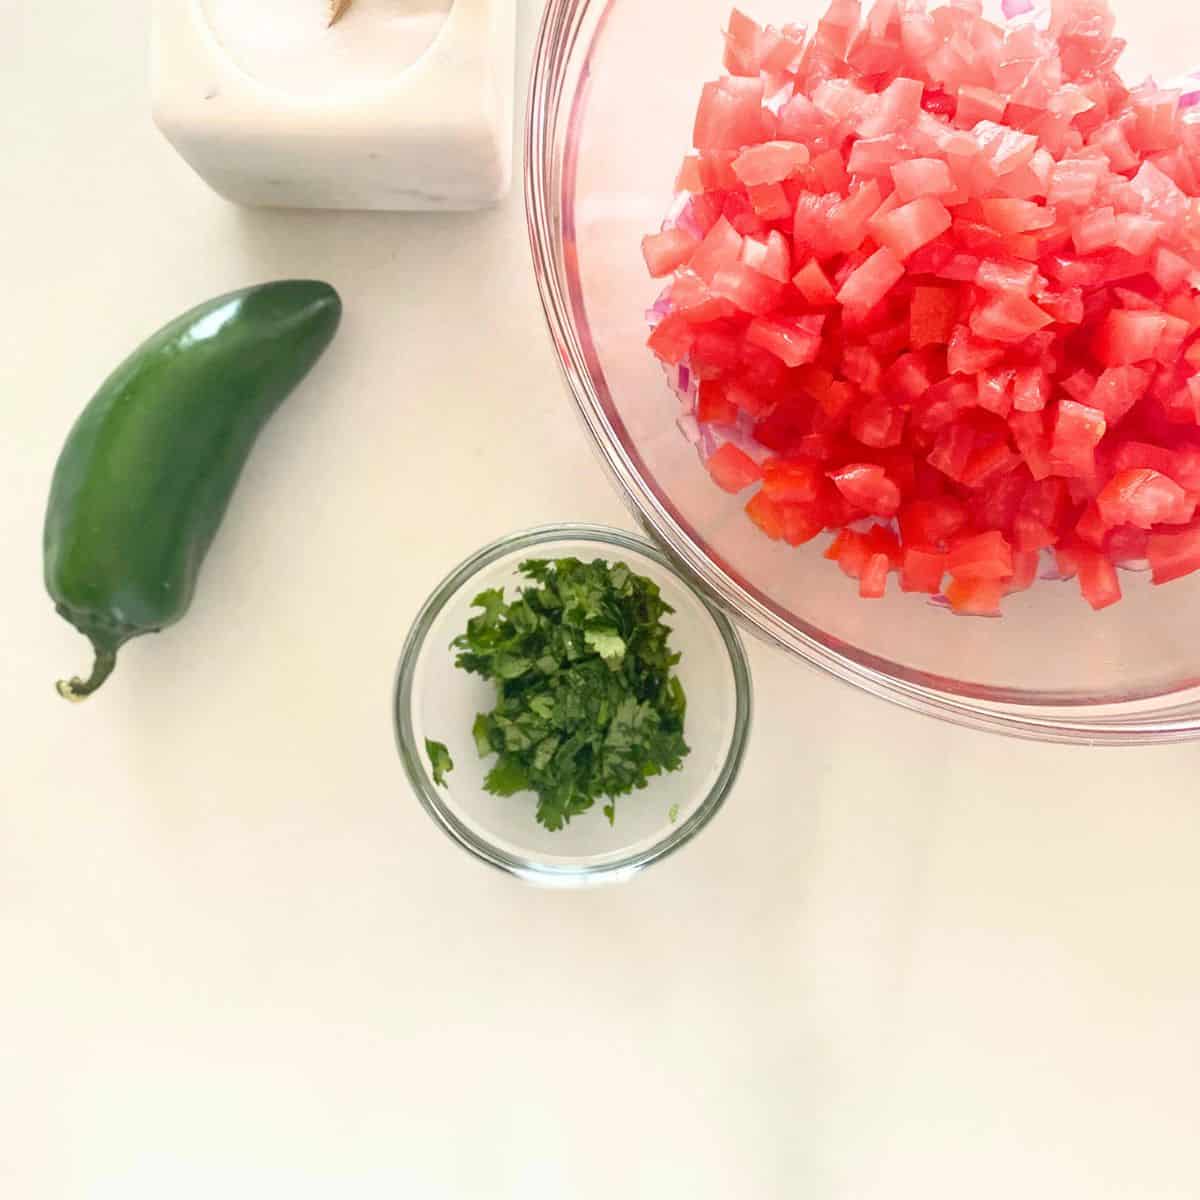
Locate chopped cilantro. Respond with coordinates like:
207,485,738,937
668,803,680,824
425,739,453,788
450,557,690,831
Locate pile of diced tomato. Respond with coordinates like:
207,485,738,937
643,0,1200,614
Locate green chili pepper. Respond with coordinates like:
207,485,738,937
44,280,342,701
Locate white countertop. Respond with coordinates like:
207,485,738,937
4,4,1200,1197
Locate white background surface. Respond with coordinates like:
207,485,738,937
4,3,1200,1197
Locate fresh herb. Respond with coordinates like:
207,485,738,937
425,739,453,788
668,803,680,824
450,557,690,831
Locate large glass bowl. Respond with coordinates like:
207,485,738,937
526,0,1200,744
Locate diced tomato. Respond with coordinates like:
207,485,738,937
1167,445,1200,490
1149,524,1200,585
1013,365,1052,413
746,314,825,368
778,92,829,142
891,158,955,202
1061,369,1098,406
1092,309,1168,366
689,216,743,285
1153,247,1194,293
1108,441,1185,477
1129,84,1180,155
723,9,766,76
1156,315,1190,366
694,77,768,152
748,182,792,221
859,552,891,598
762,459,824,504
712,264,783,315
642,228,701,278
830,181,886,255
745,489,785,539
899,497,968,547
1054,541,1081,580
645,0,1200,617
909,241,959,276
760,21,808,74
677,154,739,195
780,502,826,546
724,378,775,420
947,325,1005,374
1071,207,1119,255
847,135,908,178
883,352,933,403
829,463,902,517
1014,514,1058,551
1096,469,1195,529
976,367,1015,417
647,313,695,365
947,530,1015,581
706,443,763,493
810,147,851,194
690,327,741,378
945,578,1006,615
955,85,1007,129
824,529,872,578
740,230,791,282
1010,411,1054,481
1088,365,1150,424
1089,121,1138,171
851,395,906,448
1112,213,1163,256
792,259,837,306
976,258,1038,296
696,380,738,426
1037,286,1084,325
1076,545,1123,609
901,546,948,593
979,198,1055,235
870,197,954,261
970,293,1054,343
732,140,811,187
910,285,959,349
970,466,1028,534
836,247,905,316
1106,525,1150,565
792,191,842,261
928,421,977,483
863,522,903,568
1075,502,1111,549
972,121,1039,177
1049,157,1105,209
669,272,729,325
1050,400,1107,476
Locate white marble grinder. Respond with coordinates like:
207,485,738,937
151,0,515,211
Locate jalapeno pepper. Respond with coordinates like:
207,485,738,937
44,280,342,701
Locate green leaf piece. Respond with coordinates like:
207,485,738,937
448,557,690,830
425,739,453,788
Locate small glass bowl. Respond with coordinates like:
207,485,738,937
394,524,753,886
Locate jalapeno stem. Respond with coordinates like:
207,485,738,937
56,649,117,703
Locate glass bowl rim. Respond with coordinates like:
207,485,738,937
393,522,755,884
524,0,1200,746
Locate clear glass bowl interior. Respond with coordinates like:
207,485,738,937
394,526,752,886
527,0,1200,743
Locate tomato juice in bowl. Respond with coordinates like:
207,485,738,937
527,0,1200,742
